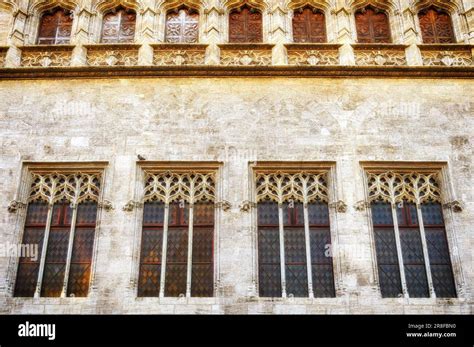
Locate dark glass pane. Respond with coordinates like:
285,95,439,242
258,264,281,297
165,264,187,297
192,227,213,263
193,202,214,226
76,202,97,226
44,228,69,263
374,227,399,264
258,228,280,264
408,203,418,225
293,203,304,226
425,228,451,264
140,228,163,263
430,265,456,298
41,263,66,297
371,202,393,226
282,202,293,226
378,264,402,298
229,5,262,43
191,264,213,297
71,228,94,263
404,264,429,298
312,264,335,297
138,264,161,297
169,202,188,226
41,227,69,297
67,263,91,297
143,201,165,225
293,7,327,43
285,264,308,297
355,6,391,43
309,228,332,264
308,202,329,225
421,202,444,225
167,227,188,263
25,202,49,225
257,201,279,225
19,228,45,263
284,227,306,263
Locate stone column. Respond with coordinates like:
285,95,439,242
70,5,93,67
203,1,225,65
399,0,423,66
268,3,290,66
334,1,355,66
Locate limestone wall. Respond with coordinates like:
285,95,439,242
0,10,11,45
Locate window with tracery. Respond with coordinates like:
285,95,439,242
14,172,101,297
418,7,455,44
355,6,391,43
37,8,73,45
292,6,327,43
138,171,215,297
367,171,457,298
256,171,335,298
101,7,136,43
165,7,199,43
229,4,262,43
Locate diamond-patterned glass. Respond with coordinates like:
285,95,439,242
404,264,429,298
284,227,306,263
258,228,281,297
41,263,66,297
259,264,281,297
377,264,402,298
143,201,165,225
70,228,94,263
309,228,332,264
41,227,69,297
67,263,91,297
312,264,335,297
286,265,308,297
191,264,213,297
76,202,98,226
308,202,329,225
374,228,399,264
165,227,188,297
25,202,49,225
138,264,161,297
421,202,444,226
371,202,393,226
165,264,187,297
193,202,214,226
258,201,279,225
430,265,456,298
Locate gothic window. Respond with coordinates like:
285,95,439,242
229,4,262,43
165,7,199,43
292,6,327,43
367,171,457,298
101,7,136,43
355,6,391,43
14,172,101,297
138,171,215,297
256,171,335,298
37,8,73,45
418,7,455,44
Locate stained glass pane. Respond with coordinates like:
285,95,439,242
285,227,306,263
257,201,279,225
430,265,456,298
169,202,188,226
76,202,97,226
14,263,40,297
400,228,425,265
378,264,402,298
408,204,418,225
41,227,70,297
138,264,161,297
312,264,335,297
165,264,187,297
229,5,262,43
286,264,308,297
193,202,214,226
41,263,66,297
165,227,188,297
258,228,281,297
421,202,444,225
308,202,329,225
293,7,327,43
371,202,393,226
140,228,163,264
25,202,49,225
191,264,213,297
374,228,399,264
282,202,292,226
404,264,429,298
293,203,304,226
192,227,213,263
419,7,455,44
259,264,281,297
143,201,165,225
70,228,94,263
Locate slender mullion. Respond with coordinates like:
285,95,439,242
186,204,194,297
416,203,436,298
303,203,314,298
159,203,169,298
391,203,409,298
61,203,78,298
34,204,54,298
278,203,287,298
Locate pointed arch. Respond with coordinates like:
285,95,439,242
227,2,264,43
354,5,391,43
100,6,137,43
291,4,328,43
93,0,142,14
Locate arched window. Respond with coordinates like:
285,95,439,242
355,6,391,43
101,7,136,43
418,7,455,43
37,8,73,45
229,4,262,43
165,7,199,43
292,6,327,43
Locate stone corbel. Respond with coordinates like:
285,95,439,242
354,200,370,211
215,200,232,211
7,200,27,213
329,200,348,213
443,200,464,213
123,200,143,212
239,200,257,212
98,199,114,212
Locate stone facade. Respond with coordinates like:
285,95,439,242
0,0,473,315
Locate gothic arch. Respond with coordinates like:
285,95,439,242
413,0,465,43
287,1,333,43
157,0,204,13
223,0,268,12
0,0,17,13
